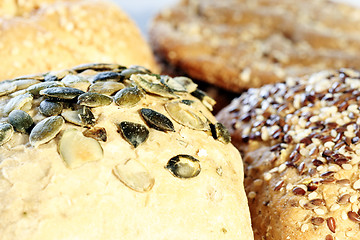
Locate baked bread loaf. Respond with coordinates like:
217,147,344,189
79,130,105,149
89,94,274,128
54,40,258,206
0,63,253,240
149,0,360,92
217,69,360,239
0,0,158,80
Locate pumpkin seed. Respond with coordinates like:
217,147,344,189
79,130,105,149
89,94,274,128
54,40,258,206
120,67,149,79
0,81,17,97
27,81,65,96
0,123,14,145
131,74,177,98
165,100,209,131
61,74,90,91
13,73,46,81
40,87,85,100
210,122,231,144
59,128,103,168
92,71,122,83
173,76,198,92
160,76,197,93
44,69,76,81
39,99,63,116
191,89,216,111
77,92,113,107
113,159,155,192
140,108,174,132
88,81,125,95
83,127,107,142
72,63,125,73
4,92,33,115
118,121,149,148
29,116,64,147
114,87,143,107
165,154,201,179
13,79,40,90
61,106,95,127
8,110,34,133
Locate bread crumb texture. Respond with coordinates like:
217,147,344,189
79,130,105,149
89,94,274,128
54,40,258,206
217,68,360,240
0,64,253,240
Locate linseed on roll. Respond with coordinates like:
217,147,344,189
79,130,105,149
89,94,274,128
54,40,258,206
217,69,360,239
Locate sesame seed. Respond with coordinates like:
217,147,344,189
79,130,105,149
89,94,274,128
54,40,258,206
351,203,359,212
328,165,340,172
248,191,256,199
299,148,309,156
346,231,355,237
314,208,326,215
324,141,335,149
301,223,309,232
342,211,348,220
278,163,287,173
330,129,337,137
253,179,263,187
317,166,324,171
264,172,272,181
342,164,352,170
308,192,318,200
353,180,360,190
350,195,358,203
299,199,307,207
330,204,340,211
339,187,348,194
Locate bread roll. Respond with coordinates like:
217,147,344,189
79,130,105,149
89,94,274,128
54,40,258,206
149,0,360,92
0,63,253,240
217,69,360,239
0,0,158,80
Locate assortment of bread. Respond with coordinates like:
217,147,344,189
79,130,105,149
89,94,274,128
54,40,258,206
1,0,360,239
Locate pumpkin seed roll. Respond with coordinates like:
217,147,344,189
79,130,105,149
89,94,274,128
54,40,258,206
0,0,158,80
0,64,253,240
217,69,360,240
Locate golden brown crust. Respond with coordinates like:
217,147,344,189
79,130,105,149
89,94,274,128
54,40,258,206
217,69,360,239
149,0,360,92
0,0,158,80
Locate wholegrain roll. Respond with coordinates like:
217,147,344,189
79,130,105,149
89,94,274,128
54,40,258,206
0,0,158,80
217,69,360,239
0,63,253,240
150,0,360,92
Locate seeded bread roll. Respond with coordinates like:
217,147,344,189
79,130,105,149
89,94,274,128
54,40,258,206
0,63,253,240
0,0,75,17
149,0,360,92
217,69,360,239
0,0,158,80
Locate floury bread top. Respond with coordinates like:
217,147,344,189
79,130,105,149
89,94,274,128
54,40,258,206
0,63,253,240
